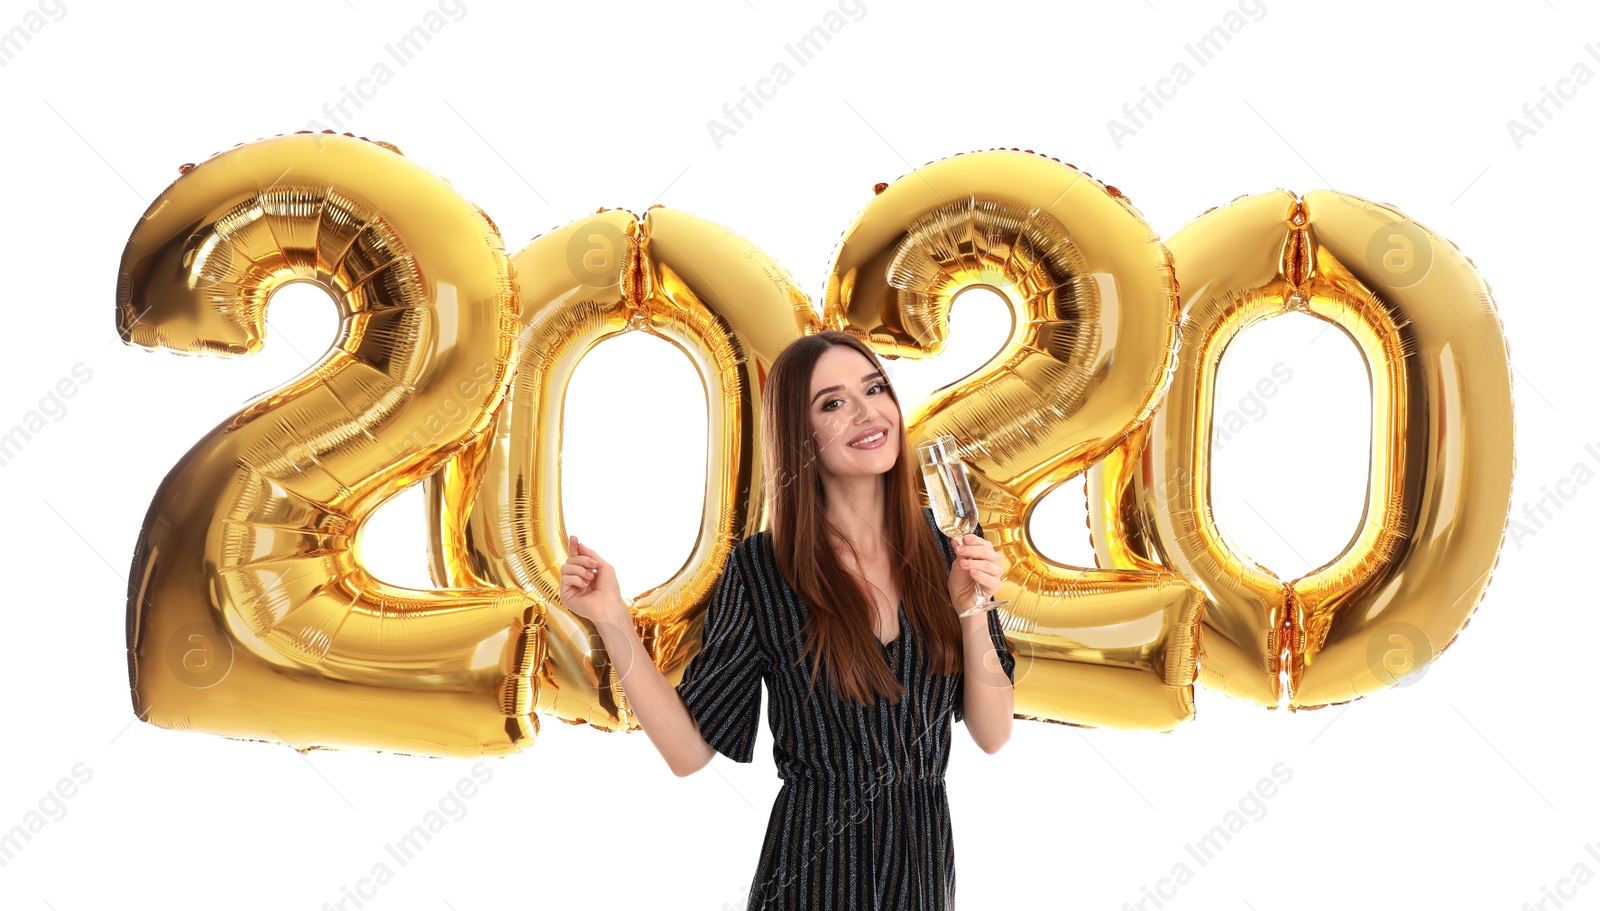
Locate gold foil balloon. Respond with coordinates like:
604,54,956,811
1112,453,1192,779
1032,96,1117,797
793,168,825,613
424,207,818,731
825,149,1206,732
119,132,547,757
1088,190,1515,709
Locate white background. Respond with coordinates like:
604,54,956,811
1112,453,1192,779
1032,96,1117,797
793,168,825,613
1,0,1594,908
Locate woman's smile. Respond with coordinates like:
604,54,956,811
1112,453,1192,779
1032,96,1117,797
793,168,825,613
847,426,888,450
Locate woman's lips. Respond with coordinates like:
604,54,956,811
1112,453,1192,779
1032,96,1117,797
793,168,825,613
848,428,888,449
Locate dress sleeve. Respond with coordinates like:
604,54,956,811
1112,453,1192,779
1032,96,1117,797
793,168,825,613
674,558,766,764
950,521,1017,724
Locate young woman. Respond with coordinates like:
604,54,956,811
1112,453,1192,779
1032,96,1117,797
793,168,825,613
559,329,1016,909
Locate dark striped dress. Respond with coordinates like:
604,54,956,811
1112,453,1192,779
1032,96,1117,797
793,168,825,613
675,507,1017,910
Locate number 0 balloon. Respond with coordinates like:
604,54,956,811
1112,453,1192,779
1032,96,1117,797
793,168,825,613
1088,190,1515,709
423,205,818,732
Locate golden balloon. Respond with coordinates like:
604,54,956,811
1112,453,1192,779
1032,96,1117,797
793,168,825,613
424,206,819,732
1088,190,1515,709
120,132,547,757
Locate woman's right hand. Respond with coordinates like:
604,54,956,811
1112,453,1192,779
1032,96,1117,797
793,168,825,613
560,535,628,627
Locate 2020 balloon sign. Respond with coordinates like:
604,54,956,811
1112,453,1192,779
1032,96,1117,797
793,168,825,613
117,133,1514,758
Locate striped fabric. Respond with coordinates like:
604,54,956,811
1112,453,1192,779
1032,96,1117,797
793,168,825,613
675,507,1017,909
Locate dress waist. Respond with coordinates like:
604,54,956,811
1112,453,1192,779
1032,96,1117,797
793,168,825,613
778,771,945,787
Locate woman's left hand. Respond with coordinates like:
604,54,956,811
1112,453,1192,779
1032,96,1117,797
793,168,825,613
947,533,1006,615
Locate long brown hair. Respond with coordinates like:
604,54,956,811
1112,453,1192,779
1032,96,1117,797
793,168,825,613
760,330,962,707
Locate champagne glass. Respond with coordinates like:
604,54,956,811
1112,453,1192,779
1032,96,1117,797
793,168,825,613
916,435,1010,616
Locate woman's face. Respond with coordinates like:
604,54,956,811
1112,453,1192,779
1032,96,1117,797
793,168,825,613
807,345,901,482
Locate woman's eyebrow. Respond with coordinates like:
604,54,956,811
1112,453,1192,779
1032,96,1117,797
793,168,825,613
810,371,885,404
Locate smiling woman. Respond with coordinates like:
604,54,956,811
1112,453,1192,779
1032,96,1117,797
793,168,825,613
560,328,1016,909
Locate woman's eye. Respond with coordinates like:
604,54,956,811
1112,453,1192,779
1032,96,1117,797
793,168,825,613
820,383,884,411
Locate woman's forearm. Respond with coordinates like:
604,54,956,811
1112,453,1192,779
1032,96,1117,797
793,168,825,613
593,612,717,776
959,611,1015,752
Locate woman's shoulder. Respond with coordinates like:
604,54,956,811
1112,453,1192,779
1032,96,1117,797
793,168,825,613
726,532,780,620
729,530,785,600
731,529,773,569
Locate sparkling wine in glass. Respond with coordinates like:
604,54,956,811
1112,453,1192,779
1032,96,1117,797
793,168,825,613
916,435,1009,616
